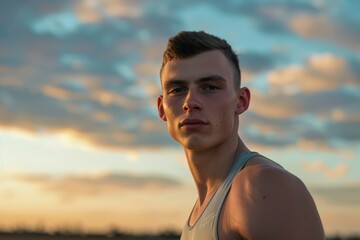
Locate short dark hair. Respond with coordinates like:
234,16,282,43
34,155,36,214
160,31,241,88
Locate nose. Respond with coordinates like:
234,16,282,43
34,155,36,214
182,90,202,112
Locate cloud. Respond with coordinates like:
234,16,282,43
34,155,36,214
242,54,360,149
0,66,34,88
0,0,180,150
302,160,348,179
230,1,359,53
239,51,285,80
268,53,359,93
249,88,359,123
3,172,182,199
1,0,359,153
0,81,175,150
310,184,360,206
4,53,358,151
289,13,360,52
74,0,183,26
42,84,75,100
210,1,320,34
74,0,144,23
207,1,359,54
243,87,360,148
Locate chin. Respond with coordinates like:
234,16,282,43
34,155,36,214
181,137,213,151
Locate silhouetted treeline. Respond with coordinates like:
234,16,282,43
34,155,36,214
0,228,359,240
327,236,360,240
0,228,180,239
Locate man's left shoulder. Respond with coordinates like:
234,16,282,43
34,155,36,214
227,155,310,215
234,155,304,193
227,155,325,239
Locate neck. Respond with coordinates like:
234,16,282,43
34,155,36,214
184,136,248,205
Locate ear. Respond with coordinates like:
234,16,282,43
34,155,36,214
157,95,167,121
235,87,251,115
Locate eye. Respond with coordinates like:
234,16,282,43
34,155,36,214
203,85,220,90
168,87,187,95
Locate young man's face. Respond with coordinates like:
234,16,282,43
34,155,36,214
158,50,249,151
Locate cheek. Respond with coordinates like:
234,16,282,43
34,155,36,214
216,106,236,128
162,107,174,122
164,98,182,114
163,102,180,133
218,114,225,125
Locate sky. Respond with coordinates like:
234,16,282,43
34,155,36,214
0,0,360,236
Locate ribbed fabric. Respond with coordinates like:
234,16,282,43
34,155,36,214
180,151,260,240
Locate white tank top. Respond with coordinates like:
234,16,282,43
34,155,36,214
180,151,260,240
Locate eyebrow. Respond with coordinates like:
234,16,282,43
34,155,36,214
164,75,227,89
196,75,227,84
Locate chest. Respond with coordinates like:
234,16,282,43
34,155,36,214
181,151,260,240
183,192,244,240
218,197,245,240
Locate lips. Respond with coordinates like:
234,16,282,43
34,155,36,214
179,118,208,128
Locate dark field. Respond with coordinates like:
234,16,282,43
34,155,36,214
0,230,180,240
1,230,360,240
0,236,177,240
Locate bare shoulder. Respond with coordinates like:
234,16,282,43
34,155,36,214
224,155,325,239
237,155,301,194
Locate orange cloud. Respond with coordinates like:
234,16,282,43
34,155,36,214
75,0,102,23
42,85,74,100
330,109,360,122
290,14,335,39
0,65,34,88
90,88,137,109
250,90,302,119
3,171,182,200
289,14,360,52
268,53,357,93
90,110,113,122
74,0,143,23
302,160,348,179
135,62,160,76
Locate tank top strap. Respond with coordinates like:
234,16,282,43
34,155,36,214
221,151,260,191
211,151,261,238
181,151,261,240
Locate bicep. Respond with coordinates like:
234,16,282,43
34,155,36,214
232,167,325,239
253,172,325,239
263,182,323,239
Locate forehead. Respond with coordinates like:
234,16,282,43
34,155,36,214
161,50,234,84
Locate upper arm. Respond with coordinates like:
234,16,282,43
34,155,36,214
229,165,325,240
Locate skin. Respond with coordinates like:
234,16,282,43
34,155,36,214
158,50,325,239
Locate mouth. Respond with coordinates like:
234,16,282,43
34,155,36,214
179,118,209,129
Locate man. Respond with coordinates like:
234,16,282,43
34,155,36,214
157,31,325,240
